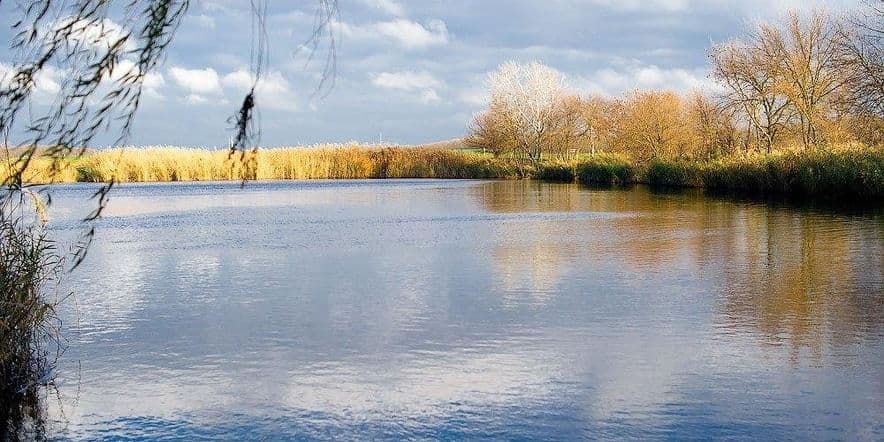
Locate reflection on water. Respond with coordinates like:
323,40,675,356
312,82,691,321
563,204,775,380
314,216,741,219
30,180,884,440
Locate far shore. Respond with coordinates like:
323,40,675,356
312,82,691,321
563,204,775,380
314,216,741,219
3,143,882,201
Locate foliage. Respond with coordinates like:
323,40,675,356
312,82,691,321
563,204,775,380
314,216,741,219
485,61,568,162
711,8,883,151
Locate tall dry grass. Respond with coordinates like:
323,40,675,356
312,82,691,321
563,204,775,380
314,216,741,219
3,145,520,183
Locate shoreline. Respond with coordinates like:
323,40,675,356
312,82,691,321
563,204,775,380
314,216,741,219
4,146,882,202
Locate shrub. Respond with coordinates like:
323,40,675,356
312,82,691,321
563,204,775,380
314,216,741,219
576,153,634,185
537,162,575,182
642,148,884,199
644,159,705,187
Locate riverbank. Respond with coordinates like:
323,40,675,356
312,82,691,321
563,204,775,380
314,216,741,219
567,148,884,201
4,145,882,200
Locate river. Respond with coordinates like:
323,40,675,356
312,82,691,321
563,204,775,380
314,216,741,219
42,179,884,440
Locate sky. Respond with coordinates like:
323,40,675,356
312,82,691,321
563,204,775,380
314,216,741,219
0,0,864,147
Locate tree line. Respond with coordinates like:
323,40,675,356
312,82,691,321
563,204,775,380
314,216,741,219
467,6,883,163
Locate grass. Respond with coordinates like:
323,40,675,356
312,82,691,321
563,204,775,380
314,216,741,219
527,148,883,201
535,154,634,185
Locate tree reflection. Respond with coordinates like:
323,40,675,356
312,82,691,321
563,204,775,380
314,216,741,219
717,206,884,362
473,181,884,361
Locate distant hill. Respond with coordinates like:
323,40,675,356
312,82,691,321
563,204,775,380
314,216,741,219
414,138,468,151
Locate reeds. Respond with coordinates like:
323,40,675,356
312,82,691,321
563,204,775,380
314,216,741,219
535,154,635,185
0,211,61,438
4,145,521,183
575,153,635,185
645,148,884,199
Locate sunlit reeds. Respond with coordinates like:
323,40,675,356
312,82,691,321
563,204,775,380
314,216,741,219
4,145,520,183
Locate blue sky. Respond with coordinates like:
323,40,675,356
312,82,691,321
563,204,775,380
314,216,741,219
0,0,862,147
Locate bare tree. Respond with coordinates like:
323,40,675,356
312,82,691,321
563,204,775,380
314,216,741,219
546,95,593,161
711,39,792,153
465,103,519,157
836,0,884,118
758,11,848,149
579,95,622,155
487,61,567,162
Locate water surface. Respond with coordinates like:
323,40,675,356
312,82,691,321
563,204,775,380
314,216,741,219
45,180,884,440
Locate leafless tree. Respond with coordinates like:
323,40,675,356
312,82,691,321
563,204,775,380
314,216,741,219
487,61,567,162
710,39,792,153
836,0,884,118
759,11,849,148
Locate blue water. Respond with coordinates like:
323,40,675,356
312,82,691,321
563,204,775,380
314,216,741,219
41,180,884,440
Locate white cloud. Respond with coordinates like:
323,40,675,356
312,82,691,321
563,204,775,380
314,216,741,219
588,0,689,12
0,62,62,101
143,71,166,91
371,71,442,91
185,94,208,104
571,64,713,96
458,87,489,108
169,67,223,95
192,14,216,29
222,69,298,111
221,69,254,90
359,0,405,16
104,60,166,100
335,19,450,49
374,19,449,49
372,70,443,105
419,89,441,105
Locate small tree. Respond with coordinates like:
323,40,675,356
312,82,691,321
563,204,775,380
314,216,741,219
687,91,738,159
544,96,593,161
579,95,622,155
465,103,519,157
613,90,696,161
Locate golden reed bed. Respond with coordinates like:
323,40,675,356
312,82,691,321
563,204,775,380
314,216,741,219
2,145,516,183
